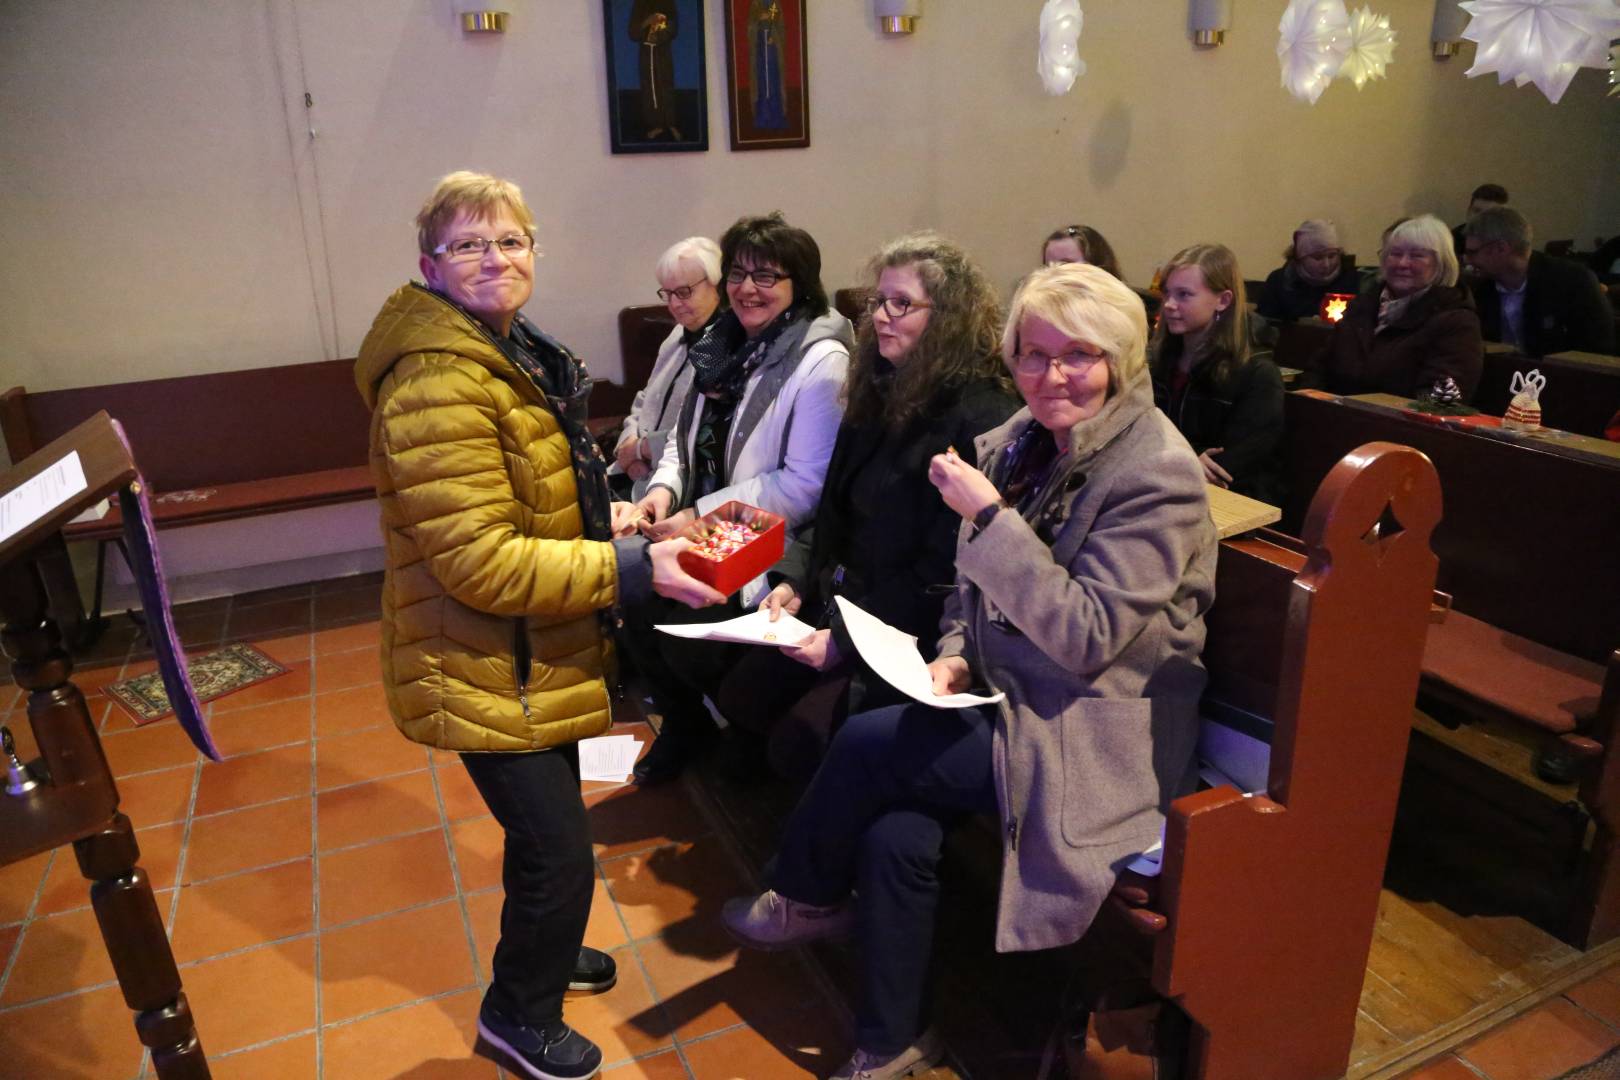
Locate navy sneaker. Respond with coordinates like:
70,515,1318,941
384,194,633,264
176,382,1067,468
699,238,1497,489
568,946,617,993
474,1002,603,1080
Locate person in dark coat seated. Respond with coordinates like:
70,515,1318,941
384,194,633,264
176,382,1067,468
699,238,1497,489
1255,219,1363,324
716,232,1019,781
1450,182,1508,256
1300,214,1484,402
1464,206,1617,357
1151,243,1285,504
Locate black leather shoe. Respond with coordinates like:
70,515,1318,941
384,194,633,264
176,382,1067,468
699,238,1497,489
475,1001,603,1079
568,946,616,993
632,728,709,785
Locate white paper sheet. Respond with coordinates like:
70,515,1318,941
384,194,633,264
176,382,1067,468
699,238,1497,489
0,451,88,545
833,597,1006,710
654,608,817,647
578,734,644,783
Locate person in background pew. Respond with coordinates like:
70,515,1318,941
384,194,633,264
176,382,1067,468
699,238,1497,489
1042,223,1123,278
609,237,722,500
1255,218,1363,325
1150,243,1285,504
1464,207,1617,358
1451,182,1508,257
625,212,854,785
716,232,1019,781
1299,214,1484,402
355,171,724,1080
721,262,1217,1080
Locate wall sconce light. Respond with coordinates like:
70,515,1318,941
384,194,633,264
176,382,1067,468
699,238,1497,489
1189,0,1233,47
875,0,921,36
458,5,509,33
1430,0,1469,59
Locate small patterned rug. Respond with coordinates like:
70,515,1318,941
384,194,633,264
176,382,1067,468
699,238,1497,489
104,643,288,725
1555,1044,1620,1080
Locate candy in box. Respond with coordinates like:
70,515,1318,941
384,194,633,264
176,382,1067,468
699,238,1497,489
675,501,785,597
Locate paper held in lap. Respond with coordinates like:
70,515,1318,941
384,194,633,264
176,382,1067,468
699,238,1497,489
833,597,1005,710
655,607,817,646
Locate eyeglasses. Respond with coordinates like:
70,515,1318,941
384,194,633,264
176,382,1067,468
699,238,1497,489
1382,246,1436,264
657,278,707,303
1012,348,1107,378
864,294,932,319
725,266,788,289
432,233,536,262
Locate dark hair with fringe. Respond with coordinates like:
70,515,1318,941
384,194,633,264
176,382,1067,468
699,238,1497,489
1042,225,1125,282
719,212,829,317
845,232,1013,431
1149,242,1251,390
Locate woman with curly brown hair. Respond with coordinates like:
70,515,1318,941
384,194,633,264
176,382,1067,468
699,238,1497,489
714,231,1019,780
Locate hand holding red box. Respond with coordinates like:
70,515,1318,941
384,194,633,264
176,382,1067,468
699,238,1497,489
675,501,785,597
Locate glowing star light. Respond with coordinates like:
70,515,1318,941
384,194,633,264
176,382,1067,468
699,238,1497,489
1278,0,1352,104
1460,0,1620,104
1338,6,1397,88
1037,0,1086,96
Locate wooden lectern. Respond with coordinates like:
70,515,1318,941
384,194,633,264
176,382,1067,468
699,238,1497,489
0,412,210,1078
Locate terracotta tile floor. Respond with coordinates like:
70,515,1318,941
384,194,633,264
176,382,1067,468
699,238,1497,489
0,577,850,1079
4,574,1620,1078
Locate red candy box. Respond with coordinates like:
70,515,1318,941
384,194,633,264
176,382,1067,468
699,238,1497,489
675,501,785,597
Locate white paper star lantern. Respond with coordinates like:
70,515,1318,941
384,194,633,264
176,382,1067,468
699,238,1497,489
1338,7,1397,88
1460,0,1620,104
1037,0,1086,96
1278,0,1352,104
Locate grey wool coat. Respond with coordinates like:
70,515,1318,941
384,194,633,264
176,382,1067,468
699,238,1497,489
938,365,1217,953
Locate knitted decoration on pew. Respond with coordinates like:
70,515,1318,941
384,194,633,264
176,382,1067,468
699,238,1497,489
1406,376,1477,416
1502,369,1546,432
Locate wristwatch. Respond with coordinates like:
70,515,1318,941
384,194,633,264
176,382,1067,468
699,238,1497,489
969,499,1007,538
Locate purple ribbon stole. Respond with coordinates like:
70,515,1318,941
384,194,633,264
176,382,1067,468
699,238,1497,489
110,421,219,761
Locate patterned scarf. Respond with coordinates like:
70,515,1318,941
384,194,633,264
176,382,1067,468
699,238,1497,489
499,315,613,543
687,305,801,403
1376,285,1430,335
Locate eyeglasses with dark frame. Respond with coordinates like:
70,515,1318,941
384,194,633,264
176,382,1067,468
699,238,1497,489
863,294,933,319
1011,347,1108,378
657,278,708,303
725,266,788,289
432,233,536,263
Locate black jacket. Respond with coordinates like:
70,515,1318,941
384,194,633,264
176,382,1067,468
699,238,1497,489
1298,283,1484,402
1255,262,1363,324
1471,251,1617,358
1151,345,1286,505
773,376,1020,651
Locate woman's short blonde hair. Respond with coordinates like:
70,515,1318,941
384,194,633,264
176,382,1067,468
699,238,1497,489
1002,262,1148,391
655,237,722,285
414,171,537,256
1382,214,1459,288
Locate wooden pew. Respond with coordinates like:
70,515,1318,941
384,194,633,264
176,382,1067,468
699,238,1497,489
1472,345,1620,438
1077,442,1441,1080
1280,390,1620,948
610,305,674,420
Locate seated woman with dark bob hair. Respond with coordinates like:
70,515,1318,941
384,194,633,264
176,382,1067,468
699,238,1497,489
721,262,1217,1080
1301,213,1483,401
627,211,854,784
716,231,1019,780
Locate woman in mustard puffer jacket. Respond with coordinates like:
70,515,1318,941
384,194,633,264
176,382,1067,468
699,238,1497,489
355,171,720,1080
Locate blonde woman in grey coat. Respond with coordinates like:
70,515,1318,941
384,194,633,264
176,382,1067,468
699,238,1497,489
722,262,1217,1080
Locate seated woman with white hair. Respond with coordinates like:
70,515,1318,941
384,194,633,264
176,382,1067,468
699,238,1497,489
721,262,1217,1080
1255,218,1363,324
1301,213,1484,401
611,237,722,500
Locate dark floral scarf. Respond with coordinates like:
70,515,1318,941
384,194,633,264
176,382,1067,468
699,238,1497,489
687,305,801,403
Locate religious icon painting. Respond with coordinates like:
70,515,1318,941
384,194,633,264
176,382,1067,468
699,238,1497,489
602,0,709,154
722,0,810,150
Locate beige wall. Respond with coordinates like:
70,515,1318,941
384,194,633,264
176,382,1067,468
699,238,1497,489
3,0,1617,398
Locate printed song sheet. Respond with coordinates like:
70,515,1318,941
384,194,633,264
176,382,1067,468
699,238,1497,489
655,608,816,647
834,597,1005,710
0,451,87,544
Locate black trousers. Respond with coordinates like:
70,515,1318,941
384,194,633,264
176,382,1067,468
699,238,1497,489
619,593,744,738
770,702,999,1054
461,745,594,1027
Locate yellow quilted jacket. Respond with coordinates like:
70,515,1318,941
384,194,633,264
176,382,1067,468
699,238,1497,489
355,284,618,752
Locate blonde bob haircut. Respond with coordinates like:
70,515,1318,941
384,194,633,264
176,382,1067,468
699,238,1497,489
1382,214,1460,288
655,236,722,286
414,171,537,256
1002,262,1148,393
